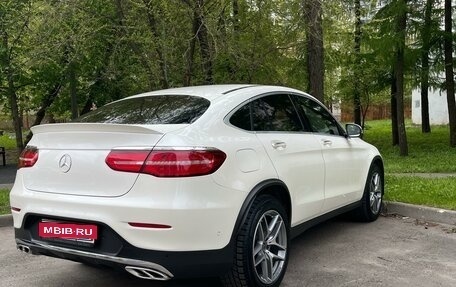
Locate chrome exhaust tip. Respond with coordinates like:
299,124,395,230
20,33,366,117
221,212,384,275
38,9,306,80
17,244,31,254
125,266,171,281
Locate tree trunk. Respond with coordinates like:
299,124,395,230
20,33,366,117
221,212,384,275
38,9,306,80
195,0,213,85
420,0,433,133
69,60,78,119
183,0,213,85
1,30,23,151
228,0,240,80
184,11,198,86
361,97,370,130
444,0,456,147
391,71,399,146
7,72,23,152
303,0,324,102
25,83,62,144
143,0,169,89
115,0,155,89
394,0,408,156
353,0,362,125
81,42,114,115
80,95,94,115
232,0,240,37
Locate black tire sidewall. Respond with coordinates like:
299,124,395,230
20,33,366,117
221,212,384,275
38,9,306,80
362,165,384,221
243,196,290,287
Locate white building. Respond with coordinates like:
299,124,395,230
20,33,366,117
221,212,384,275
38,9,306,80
411,88,451,125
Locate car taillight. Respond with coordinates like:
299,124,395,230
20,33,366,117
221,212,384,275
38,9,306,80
143,149,227,177
19,147,39,168
105,148,226,177
105,150,151,173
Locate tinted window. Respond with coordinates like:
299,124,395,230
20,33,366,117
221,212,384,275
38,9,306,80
293,96,340,135
251,95,303,132
230,104,252,130
75,95,210,124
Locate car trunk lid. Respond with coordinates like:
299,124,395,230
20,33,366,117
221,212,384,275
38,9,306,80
22,123,184,197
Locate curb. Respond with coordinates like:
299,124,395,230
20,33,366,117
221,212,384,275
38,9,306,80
384,201,456,226
0,214,12,227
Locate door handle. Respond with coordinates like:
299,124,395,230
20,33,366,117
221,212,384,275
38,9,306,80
322,139,332,146
271,140,287,149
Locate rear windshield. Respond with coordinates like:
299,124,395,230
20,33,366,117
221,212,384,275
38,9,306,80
75,95,210,124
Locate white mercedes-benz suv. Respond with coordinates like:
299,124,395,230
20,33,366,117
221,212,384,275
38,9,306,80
10,85,383,287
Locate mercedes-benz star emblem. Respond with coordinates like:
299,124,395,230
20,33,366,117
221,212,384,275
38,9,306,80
59,154,72,173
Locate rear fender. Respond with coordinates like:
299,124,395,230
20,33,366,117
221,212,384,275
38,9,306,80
229,179,291,242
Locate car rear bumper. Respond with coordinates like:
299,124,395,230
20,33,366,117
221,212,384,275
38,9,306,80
15,238,174,280
14,217,234,279
10,172,246,251
10,171,245,278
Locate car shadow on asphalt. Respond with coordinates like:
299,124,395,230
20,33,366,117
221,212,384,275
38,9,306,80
70,216,357,287
52,263,223,287
288,213,366,256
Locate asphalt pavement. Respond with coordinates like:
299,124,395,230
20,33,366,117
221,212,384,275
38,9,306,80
1,216,455,287
1,165,456,286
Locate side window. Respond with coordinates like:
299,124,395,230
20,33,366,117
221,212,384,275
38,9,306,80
293,96,341,136
251,94,303,132
230,104,252,130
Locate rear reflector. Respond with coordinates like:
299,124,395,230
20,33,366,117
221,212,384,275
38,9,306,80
106,148,226,177
128,222,172,229
19,147,39,168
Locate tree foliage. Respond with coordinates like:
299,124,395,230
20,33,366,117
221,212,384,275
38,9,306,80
0,0,454,151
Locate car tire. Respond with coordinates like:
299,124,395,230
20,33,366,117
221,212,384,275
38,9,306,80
354,164,384,222
222,195,290,287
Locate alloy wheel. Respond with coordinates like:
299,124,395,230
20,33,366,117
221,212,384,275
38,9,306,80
252,210,287,284
369,172,382,215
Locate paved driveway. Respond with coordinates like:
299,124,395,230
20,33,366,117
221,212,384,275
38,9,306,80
1,216,455,286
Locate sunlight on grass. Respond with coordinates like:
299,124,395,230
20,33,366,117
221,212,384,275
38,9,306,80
0,189,10,215
364,120,456,209
0,135,16,150
363,120,456,173
386,175,456,210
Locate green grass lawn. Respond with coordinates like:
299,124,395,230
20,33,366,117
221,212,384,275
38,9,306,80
363,120,456,173
385,175,456,210
0,133,20,165
364,120,456,210
0,134,16,149
0,189,10,215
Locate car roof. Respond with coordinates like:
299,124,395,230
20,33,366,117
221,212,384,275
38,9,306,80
126,84,313,103
127,85,254,101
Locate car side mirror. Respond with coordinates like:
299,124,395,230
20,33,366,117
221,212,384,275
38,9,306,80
345,123,363,138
